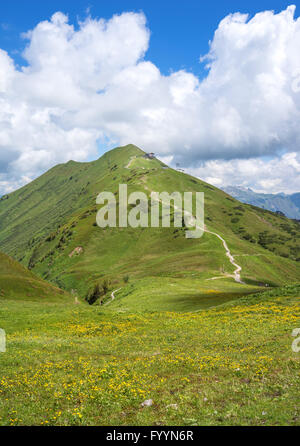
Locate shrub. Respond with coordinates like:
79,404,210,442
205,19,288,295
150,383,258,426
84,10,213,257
102,279,109,295
85,283,101,305
45,233,56,242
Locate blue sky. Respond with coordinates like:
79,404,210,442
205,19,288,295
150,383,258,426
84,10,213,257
1,1,298,76
0,1,299,194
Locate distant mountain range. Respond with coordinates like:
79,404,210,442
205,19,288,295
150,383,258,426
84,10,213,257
222,186,300,220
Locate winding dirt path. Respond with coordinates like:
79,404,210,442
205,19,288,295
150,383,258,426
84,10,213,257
104,288,122,306
124,159,245,284
206,230,243,283
111,288,122,301
125,157,136,169
182,209,244,284
145,184,244,284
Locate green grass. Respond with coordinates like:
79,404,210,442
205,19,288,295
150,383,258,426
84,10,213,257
0,285,299,426
106,277,261,312
0,251,69,302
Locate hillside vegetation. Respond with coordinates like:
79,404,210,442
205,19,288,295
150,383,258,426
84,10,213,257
0,144,299,308
0,145,299,426
0,251,68,301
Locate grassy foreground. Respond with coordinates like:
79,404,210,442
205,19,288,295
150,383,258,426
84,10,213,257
0,285,299,426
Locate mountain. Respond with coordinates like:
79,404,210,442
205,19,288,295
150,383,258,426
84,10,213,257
0,144,299,309
0,250,68,301
290,192,300,212
223,186,300,220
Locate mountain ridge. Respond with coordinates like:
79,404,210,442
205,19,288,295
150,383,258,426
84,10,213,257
0,144,299,309
223,185,300,219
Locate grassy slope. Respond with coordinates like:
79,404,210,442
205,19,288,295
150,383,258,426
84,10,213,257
0,284,299,426
0,144,299,309
0,251,69,301
0,145,145,261
106,277,259,312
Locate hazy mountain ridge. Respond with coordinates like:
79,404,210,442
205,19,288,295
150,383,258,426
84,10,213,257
223,186,300,220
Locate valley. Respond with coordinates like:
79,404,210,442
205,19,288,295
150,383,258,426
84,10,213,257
0,145,299,426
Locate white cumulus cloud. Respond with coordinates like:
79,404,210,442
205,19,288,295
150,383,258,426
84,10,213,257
0,6,300,194
187,152,300,194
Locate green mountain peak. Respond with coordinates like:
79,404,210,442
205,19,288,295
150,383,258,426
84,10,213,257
0,145,299,309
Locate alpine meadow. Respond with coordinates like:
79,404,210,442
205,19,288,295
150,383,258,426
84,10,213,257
0,2,300,430
0,144,299,426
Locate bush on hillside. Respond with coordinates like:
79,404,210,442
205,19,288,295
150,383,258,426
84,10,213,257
85,283,101,305
102,279,109,295
85,280,110,305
